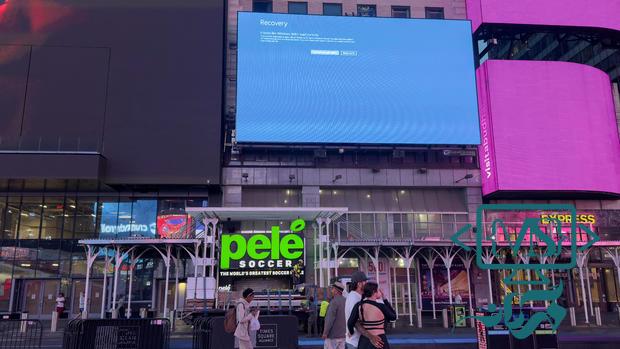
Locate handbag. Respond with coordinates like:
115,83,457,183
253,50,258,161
249,315,261,331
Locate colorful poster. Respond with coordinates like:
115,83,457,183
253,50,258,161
419,261,470,310
361,258,392,303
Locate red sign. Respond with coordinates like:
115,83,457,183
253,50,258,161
157,214,192,238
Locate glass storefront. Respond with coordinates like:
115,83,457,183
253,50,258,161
0,193,207,313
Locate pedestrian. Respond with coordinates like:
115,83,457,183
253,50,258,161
345,272,383,349
55,292,65,317
319,298,329,334
347,281,396,349
307,296,318,336
322,281,347,349
234,288,257,349
455,293,463,304
79,292,85,314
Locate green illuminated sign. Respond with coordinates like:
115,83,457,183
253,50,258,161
220,219,305,270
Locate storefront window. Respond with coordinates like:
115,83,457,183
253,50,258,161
63,197,77,239
74,197,98,240
41,197,64,240
100,198,157,238
0,261,13,311
13,260,36,278
2,197,21,239
36,260,60,278
18,197,42,239
604,268,619,302
0,197,5,240
70,256,87,277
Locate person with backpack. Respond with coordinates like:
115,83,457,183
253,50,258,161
230,288,256,349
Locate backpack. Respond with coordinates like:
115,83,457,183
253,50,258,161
224,302,243,333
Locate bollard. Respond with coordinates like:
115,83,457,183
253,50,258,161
112,309,119,319
140,308,147,319
416,308,423,328
20,312,28,333
569,307,576,326
595,307,602,326
442,308,449,328
51,311,58,332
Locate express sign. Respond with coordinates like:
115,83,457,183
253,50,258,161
220,219,305,270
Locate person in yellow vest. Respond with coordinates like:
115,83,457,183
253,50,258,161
318,299,329,335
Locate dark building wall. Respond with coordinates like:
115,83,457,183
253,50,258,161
0,0,225,185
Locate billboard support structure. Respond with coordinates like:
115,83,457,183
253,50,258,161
460,252,475,327
576,250,591,324
421,250,438,319
480,248,495,304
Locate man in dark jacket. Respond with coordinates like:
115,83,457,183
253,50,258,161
322,281,347,349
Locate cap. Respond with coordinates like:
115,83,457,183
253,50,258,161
350,271,368,284
330,281,345,292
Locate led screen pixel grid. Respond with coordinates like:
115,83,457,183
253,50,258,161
236,12,481,145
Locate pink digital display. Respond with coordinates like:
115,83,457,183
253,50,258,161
477,60,620,197
466,0,620,32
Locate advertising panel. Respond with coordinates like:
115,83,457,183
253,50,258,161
419,261,469,310
476,60,620,197
360,258,392,303
236,12,480,145
466,0,620,33
219,220,305,281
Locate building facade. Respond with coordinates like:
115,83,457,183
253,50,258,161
0,0,619,328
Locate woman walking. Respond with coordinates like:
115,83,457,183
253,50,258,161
234,288,257,349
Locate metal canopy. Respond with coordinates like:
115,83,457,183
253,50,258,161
185,207,348,221
79,238,200,246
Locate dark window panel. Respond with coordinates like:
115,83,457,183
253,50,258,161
323,2,342,16
357,4,376,17
288,1,308,14
425,7,444,19
391,6,410,18
253,0,273,13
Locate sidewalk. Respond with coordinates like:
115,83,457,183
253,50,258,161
36,315,620,349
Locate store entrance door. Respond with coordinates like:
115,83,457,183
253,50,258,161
156,280,177,316
20,279,61,319
71,279,104,316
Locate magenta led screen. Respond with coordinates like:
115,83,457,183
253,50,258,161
466,0,620,32
477,60,620,197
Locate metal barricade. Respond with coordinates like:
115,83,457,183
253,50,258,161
192,315,298,349
62,318,170,349
192,317,215,349
0,319,42,349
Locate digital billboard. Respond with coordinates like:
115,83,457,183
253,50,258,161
476,60,620,197
236,12,480,145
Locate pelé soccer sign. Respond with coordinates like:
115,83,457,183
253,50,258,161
220,219,305,272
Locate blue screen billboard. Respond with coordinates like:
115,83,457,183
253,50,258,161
236,13,480,145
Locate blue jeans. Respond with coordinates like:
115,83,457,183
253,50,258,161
345,344,357,349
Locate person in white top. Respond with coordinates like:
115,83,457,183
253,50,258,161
55,292,65,316
345,272,383,349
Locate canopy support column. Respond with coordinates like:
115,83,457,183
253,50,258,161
83,245,98,319
421,249,438,319
101,250,110,319
481,248,495,305
576,251,590,324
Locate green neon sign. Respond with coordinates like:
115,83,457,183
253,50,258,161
220,219,305,269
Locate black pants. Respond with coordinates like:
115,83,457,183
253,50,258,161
318,317,325,335
357,334,390,349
